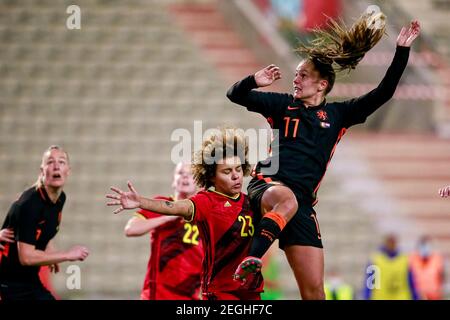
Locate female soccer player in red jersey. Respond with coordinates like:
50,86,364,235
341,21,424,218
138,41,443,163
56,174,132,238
107,128,264,300
227,12,420,299
124,162,203,300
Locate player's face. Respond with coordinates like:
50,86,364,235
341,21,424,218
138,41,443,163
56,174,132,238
173,163,196,197
293,60,326,100
213,156,243,197
41,149,70,189
384,235,397,252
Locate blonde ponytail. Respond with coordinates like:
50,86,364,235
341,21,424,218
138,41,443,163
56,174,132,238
296,11,387,72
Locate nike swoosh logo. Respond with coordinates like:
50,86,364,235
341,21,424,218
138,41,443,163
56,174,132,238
287,106,299,110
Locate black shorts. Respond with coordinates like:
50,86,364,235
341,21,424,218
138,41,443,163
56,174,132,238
247,175,323,249
0,280,55,301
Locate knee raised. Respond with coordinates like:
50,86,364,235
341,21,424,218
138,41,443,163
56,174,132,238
275,195,298,221
262,187,298,219
284,196,298,217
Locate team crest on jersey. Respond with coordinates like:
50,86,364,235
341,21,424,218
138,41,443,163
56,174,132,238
224,201,231,207
316,110,328,121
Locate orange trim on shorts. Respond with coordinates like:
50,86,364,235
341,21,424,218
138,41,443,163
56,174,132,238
310,213,322,240
264,212,287,230
256,173,273,183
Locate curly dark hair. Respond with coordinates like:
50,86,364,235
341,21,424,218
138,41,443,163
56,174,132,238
192,127,251,189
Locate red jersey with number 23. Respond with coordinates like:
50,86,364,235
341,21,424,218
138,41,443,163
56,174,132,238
189,190,264,299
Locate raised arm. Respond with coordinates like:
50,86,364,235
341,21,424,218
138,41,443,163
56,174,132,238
227,65,281,102
342,20,421,127
106,181,193,220
396,20,420,47
226,65,290,118
254,64,282,87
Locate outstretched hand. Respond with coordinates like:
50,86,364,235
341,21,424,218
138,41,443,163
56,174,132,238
106,181,141,214
397,20,420,47
254,64,282,88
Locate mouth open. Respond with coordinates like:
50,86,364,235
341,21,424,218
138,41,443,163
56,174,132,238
52,173,62,179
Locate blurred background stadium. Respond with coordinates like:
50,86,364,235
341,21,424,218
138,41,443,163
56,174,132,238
0,0,449,299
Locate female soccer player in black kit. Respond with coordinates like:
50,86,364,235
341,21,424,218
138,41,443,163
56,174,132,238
0,145,89,300
227,11,420,299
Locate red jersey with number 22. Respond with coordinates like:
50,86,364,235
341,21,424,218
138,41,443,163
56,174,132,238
137,196,203,300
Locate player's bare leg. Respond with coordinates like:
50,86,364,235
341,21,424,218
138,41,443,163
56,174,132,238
284,244,325,300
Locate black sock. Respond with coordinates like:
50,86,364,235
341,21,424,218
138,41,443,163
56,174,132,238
248,217,282,258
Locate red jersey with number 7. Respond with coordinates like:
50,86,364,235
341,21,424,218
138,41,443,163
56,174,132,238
189,190,264,298
137,196,203,300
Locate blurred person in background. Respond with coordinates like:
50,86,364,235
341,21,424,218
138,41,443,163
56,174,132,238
0,145,89,300
363,234,418,300
124,162,202,300
300,0,341,31
409,236,445,300
227,7,420,299
324,268,353,300
262,0,342,46
270,0,304,45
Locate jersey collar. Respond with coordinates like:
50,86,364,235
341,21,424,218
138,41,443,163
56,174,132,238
292,98,327,110
37,186,50,203
37,186,63,205
207,187,241,201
